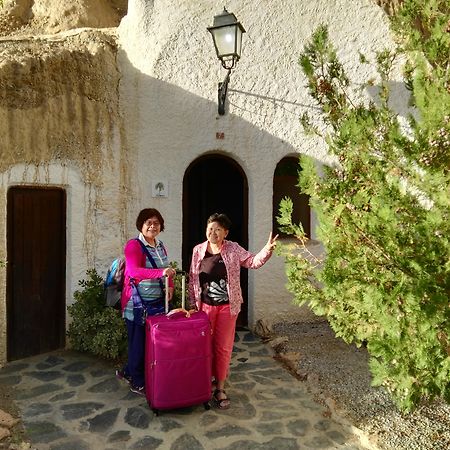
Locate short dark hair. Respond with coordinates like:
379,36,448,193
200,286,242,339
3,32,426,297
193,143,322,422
207,213,231,230
136,208,165,232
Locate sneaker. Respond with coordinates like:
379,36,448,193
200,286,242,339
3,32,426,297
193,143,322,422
115,369,132,385
130,385,146,396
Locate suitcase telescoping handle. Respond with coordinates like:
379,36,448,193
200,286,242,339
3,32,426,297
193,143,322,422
165,270,187,315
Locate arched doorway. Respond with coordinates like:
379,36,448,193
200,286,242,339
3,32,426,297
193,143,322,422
183,154,248,328
273,156,311,238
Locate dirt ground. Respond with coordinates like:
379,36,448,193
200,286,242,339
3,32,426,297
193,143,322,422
267,319,450,450
0,384,27,449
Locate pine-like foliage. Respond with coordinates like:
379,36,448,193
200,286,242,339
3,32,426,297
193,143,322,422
278,0,449,411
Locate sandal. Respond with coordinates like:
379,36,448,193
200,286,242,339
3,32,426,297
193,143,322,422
213,389,230,409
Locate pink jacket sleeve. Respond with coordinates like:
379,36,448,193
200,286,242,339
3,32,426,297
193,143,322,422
120,238,173,311
231,242,272,269
124,239,165,280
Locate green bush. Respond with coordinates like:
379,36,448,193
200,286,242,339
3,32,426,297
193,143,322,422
278,0,449,411
67,269,127,360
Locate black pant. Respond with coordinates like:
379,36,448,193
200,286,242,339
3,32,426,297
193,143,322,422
124,318,146,388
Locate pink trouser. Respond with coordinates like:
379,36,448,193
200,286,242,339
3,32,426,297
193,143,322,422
202,303,238,382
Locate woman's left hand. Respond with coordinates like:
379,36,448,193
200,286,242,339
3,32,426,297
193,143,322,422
163,267,176,278
168,288,174,301
265,232,279,252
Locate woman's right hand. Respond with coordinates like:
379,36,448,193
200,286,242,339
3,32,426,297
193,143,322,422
265,232,279,252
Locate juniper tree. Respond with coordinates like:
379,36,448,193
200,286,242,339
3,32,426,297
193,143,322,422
278,0,449,411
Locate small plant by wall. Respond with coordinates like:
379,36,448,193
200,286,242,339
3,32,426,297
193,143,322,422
67,269,127,360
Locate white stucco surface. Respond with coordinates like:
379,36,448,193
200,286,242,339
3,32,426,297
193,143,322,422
117,0,399,327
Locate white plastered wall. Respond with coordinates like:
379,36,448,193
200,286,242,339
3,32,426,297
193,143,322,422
117,0,403,328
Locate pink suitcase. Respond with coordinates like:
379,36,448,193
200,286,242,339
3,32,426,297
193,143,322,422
145,273,212,413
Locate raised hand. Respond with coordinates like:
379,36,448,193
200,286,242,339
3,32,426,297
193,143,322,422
265,232,279,252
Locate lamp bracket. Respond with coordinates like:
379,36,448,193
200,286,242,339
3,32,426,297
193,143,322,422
218,69,231,116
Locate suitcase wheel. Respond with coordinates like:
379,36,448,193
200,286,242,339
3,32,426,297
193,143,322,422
152,408,160,416
203,401,211,410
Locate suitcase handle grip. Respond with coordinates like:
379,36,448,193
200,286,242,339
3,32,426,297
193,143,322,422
167,308,191,318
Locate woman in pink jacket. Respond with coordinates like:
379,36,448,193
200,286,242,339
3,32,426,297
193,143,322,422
116,208,176,396
189,213,278,409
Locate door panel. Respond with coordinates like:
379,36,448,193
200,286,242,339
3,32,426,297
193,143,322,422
7,187,66,360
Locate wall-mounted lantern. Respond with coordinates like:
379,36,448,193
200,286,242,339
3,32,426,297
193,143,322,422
207,8,246,115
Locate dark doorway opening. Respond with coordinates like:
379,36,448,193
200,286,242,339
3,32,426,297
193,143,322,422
273,156,311,238
182,154,248,328
7,186,66,361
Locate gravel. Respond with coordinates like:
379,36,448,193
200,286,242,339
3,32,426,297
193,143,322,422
270,320,450,450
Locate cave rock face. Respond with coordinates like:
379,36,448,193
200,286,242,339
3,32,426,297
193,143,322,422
1,0,125,34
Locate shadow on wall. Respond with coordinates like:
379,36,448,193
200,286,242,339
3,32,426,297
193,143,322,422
228,88,323,117
118,59,304,150
366,82,412,118
115,46,414,326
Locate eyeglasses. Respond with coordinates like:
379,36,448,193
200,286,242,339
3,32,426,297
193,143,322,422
144,220,161,227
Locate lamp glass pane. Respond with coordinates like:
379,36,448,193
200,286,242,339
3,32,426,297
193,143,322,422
236,27,243,57
213,25,237,57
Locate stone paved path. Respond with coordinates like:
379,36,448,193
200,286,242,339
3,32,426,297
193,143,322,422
0,331,370,449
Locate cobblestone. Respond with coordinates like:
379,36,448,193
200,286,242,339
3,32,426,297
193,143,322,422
0,331,371,449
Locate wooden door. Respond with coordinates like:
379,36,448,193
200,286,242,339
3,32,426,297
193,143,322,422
7,187,66,361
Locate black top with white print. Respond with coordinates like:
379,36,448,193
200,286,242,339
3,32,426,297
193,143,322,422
199,251,229,306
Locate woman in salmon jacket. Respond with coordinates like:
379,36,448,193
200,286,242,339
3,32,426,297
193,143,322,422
188,213,278,409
